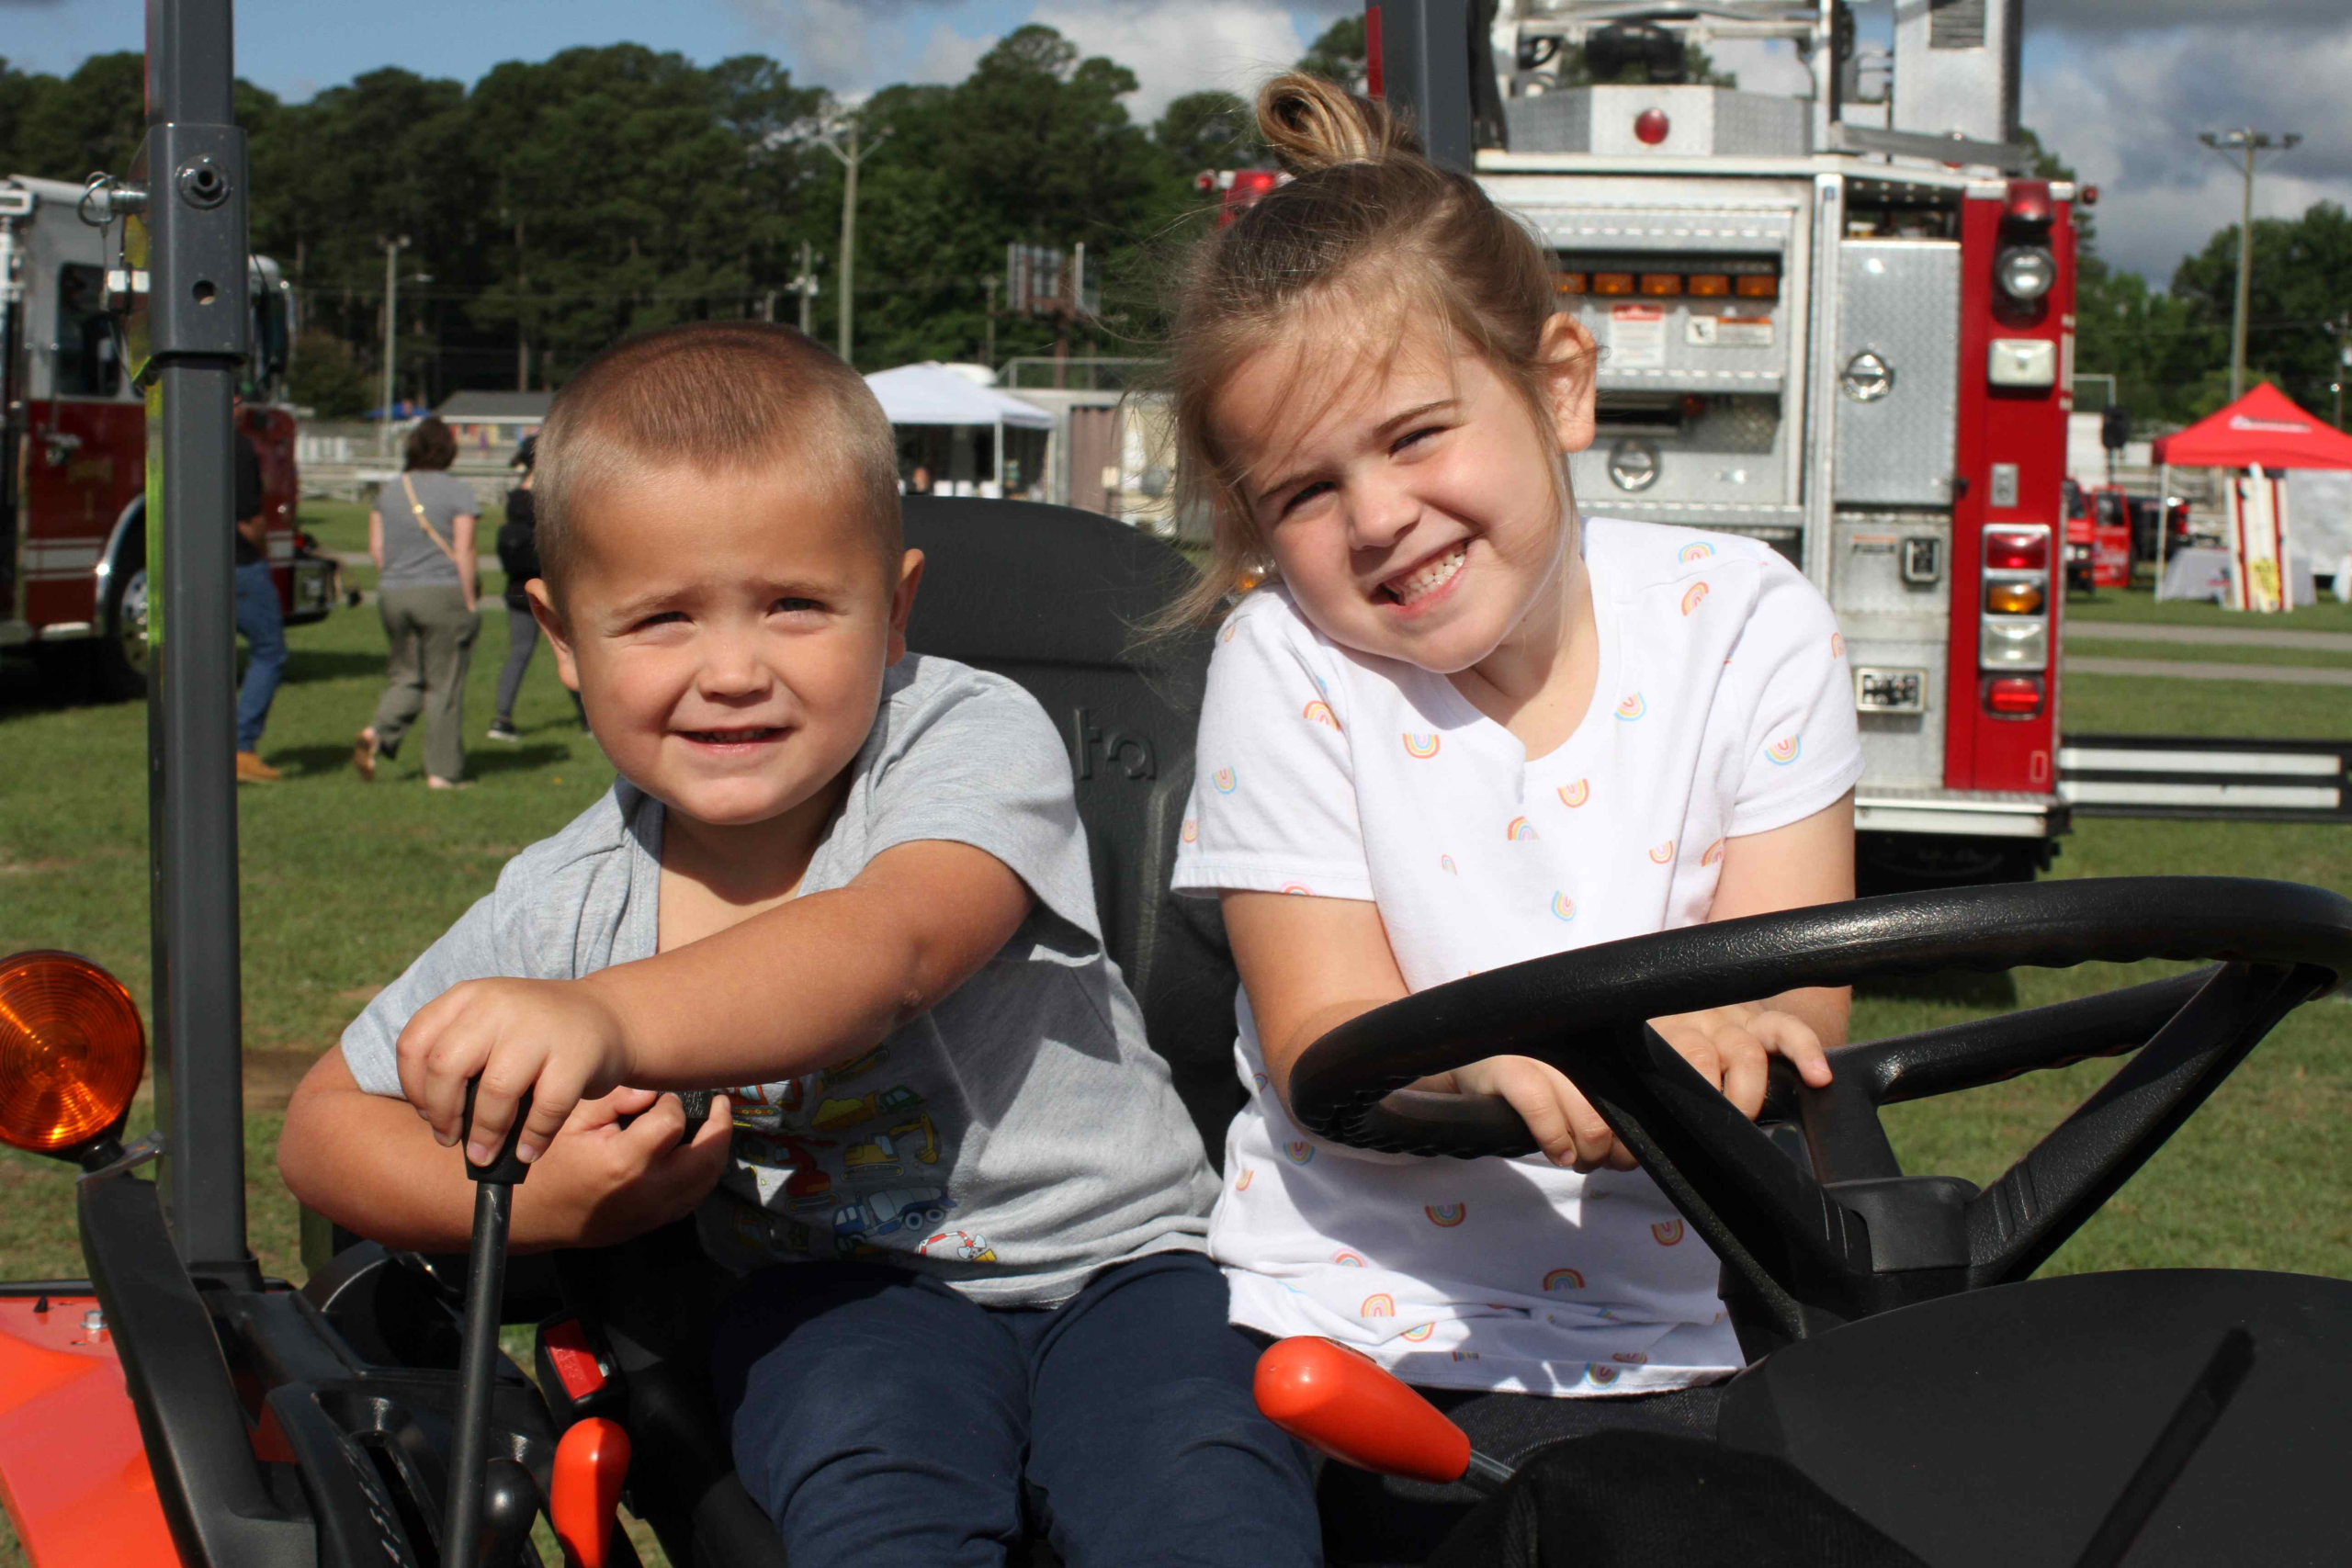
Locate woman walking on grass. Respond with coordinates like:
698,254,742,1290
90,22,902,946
354,416,479,789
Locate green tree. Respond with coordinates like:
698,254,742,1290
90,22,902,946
1296,17,1367,90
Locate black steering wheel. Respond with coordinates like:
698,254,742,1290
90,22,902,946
1288,877,2352,1352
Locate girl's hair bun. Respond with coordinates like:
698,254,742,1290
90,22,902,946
1256,71,1421,175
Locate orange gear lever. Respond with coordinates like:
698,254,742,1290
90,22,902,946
550,1417,632,1568
1252,1337,1514,1493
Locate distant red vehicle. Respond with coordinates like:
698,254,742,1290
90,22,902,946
2062,481,2137,592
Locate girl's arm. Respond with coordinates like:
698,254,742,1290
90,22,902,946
1224,791,1853,1172
368,508,384,572
452,512,479,609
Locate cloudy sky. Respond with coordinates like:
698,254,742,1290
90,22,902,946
7,0,2345,286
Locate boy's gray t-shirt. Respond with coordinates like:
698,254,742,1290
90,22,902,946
340,654,1216,1307
374,470,475,591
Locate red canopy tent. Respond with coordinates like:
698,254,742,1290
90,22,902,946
2152,382,2352,469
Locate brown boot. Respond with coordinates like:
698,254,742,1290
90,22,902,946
236,750,282,784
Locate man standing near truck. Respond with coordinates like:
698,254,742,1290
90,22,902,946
233,396,288,784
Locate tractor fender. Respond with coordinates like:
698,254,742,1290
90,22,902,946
0,1292,178,1566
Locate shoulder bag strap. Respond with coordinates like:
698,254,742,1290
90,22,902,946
400,472,460,565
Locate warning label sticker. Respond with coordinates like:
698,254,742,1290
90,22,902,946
1687,314,1774,348
1609,304,1667,368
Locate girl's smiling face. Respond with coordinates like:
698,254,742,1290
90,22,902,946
1215,311,1598,677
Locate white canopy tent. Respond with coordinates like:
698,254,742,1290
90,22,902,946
865,362,1052,496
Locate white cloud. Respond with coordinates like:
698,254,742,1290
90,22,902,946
2020,24,2352,286
913,20,994,85
1028,0,1308,120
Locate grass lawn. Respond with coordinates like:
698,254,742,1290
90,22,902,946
2066,583,2352,633
4,524,2350,1564
2066,637,2352,669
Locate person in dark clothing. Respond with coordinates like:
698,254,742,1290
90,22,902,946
232,398,288,783
488,435,576,738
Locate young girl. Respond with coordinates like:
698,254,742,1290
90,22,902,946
1167,73,1862,1541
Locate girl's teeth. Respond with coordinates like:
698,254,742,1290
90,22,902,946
1389,546,1465,604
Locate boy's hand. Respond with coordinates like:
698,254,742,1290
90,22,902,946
1448,1006,1832,1171
396,976,632,1167
525,1088,734,1248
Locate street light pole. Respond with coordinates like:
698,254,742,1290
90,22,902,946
378,233,407,457
2199,128,2301,403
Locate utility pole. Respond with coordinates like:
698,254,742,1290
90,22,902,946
984,274,997,368
379,235,407,457
810,111,887,366
2199,128,2301,403
792,240,818,336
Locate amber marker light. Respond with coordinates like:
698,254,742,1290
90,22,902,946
1554,272,1588,295
1640,274,1682,296
1687,275,1731,297
1986,581,2046,615
1592,273,1635,296
0,951,145,1156
1735,275,1779,299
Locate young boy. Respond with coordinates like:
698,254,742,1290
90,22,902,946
278,322,1318,1566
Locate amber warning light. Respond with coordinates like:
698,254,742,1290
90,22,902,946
0,951,146,1157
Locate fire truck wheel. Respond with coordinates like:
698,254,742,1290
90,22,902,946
88,565,153,702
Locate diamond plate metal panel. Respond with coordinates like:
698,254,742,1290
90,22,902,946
1833,241,1960,507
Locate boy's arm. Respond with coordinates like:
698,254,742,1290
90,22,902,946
404,839,1034,1167
278,1046,732,1253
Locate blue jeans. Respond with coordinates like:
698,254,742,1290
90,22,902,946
233,560,287,752
712,1251,1319,1568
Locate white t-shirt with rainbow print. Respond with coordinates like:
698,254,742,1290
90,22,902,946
1171,517,1863,1396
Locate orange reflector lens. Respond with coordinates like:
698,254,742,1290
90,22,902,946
1986,581,2045,615
1688,275,1731,297
1553,272,1587,295
1639,274,1681,296
0,951,145,1155
1735,275,1779,299
1592,273,1635,296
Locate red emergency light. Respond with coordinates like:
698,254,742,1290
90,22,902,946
2004,180,2053,225
1985,529,2048,571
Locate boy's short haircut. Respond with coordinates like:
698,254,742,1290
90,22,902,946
534,322,901,596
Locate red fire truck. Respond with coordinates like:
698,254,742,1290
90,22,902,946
1362,0,2075,888
3,173,332,698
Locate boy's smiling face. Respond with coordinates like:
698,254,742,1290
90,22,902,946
531,459,919,839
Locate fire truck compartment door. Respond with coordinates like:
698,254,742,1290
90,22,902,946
1833,242,1960,508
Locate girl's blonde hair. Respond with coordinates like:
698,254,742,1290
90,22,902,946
1160,72,1574,626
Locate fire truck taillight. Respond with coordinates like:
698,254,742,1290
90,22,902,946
1640,274,1681,296
1592,273,1635,296
1687,275,1731,297
1985,581,2045,615
1983,676,2045,718
1554,273,1588,295
1734,275,1778,300
1980,618,2048,671
1984,529,2049,571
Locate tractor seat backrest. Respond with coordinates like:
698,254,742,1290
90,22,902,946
900,496,1244,1162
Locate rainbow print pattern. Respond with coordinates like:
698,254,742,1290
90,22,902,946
1830,631,1845,658
1281,883,1314,896
1648,840,1676,864
1615,693,1646,722
1303,700,1340,730
1451,1349,1481,1362
1506,817,1539,841
1652,1219,1686,1247
1765,735,1803,767
1234,1168,1253,1191
1542,1269,1585,1292
1402,732,1442,759
1585,1362,1623,1387
1611,1351,1650,1365
1425,1203,1467,1227
1700,838,1726,867
1557,779,1590,808
1284,1140,1316,1166
1332,1250,1366,1268
1251,1072,1269,1091
1361,1293,1396,1318
1181,818,1199,843
1679,581,1710,616
1219,620,1240,644
1679,541,1715,564
1551,893,1577,922
1440,854,1458,875
1213,767,1238,793
1400,1323,1435,1342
